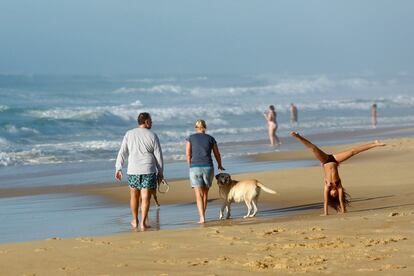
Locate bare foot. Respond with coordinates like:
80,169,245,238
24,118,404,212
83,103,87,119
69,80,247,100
198,219,205,224
374,140,386,147
140,223,151,231
130,219,138,229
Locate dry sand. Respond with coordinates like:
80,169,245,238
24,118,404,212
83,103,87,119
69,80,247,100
1,137,413,275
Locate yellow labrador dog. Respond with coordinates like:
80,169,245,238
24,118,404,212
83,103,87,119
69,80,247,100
215,173,278,219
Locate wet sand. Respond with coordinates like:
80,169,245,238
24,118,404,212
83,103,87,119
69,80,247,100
0,136,413,275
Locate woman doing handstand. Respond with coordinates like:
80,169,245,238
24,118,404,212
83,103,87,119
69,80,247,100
291,132,385,215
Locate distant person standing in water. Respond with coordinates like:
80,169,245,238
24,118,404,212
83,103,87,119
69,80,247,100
290,103,298,127
115,112,164,230
264,105,281,146
186,119,224,224
371,104,378,129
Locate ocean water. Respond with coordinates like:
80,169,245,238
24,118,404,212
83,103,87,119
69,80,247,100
1,73,414,184
1,73,414,243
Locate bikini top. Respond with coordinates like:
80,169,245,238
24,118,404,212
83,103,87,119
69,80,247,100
325,179,342,188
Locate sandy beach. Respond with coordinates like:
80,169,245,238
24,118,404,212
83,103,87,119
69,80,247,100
1,136,413,275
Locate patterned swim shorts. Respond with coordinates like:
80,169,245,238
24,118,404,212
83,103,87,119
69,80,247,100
128,173,157,190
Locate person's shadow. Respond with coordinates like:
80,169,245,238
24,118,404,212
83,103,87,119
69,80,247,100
148,207,160,230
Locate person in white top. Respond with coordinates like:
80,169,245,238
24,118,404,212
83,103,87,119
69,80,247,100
115,112,164,230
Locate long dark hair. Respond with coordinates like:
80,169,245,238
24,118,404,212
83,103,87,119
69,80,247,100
328,188,351,212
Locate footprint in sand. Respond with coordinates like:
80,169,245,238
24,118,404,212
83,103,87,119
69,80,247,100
245,260,270,270
207,229,225,239
361,236,407,247
95,241,112,246
262,228,286,236
130,240,143,245
380,264,407,270
150,242,168,250
59,266,79,272
356,268,376,272
283,243,306,249
76,237,94,243
365,254,385,261
304,234,326,240
389,212,400,217
216,256,231,262
73,245,89,249
187,259,209,266
310,226,324,232
115,263,129,268
34,247,51,253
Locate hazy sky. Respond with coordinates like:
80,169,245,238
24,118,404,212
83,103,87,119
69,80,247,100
1,0,413,75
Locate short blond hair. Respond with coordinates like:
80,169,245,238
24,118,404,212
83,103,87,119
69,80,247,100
194,119,207,130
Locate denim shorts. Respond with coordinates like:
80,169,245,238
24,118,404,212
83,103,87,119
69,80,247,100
189,166,214,188
128,173,157,190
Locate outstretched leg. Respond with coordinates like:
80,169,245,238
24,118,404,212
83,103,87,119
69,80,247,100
291,132,329,163
333,140,386,163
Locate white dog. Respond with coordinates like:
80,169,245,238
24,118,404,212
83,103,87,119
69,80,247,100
215,173,278,219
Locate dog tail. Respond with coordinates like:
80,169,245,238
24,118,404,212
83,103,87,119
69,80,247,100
257,182,278,194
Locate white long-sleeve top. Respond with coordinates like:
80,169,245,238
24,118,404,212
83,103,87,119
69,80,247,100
115,127,163,175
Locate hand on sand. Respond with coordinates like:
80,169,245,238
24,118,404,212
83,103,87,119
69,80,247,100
374,140,386,147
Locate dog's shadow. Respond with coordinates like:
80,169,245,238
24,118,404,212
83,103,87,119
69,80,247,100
261,202,323,216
